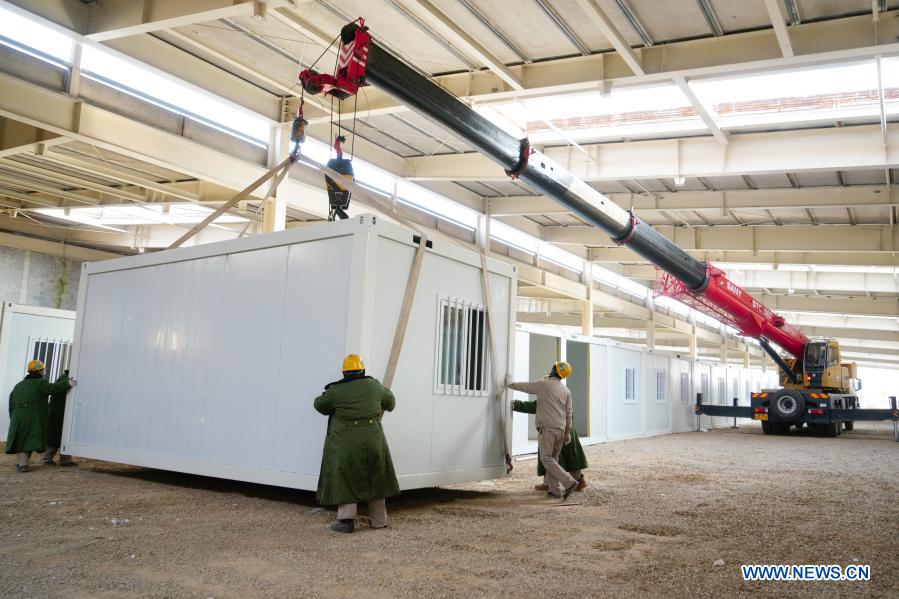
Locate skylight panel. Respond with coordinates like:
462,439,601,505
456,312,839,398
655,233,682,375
80,46,270,144
691,60,881,129
0,5,73,65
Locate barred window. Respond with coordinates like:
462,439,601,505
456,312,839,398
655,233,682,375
28,337,72,380
680,372,690,403
655,369,667,403
624,366,637,402
436,298,489,396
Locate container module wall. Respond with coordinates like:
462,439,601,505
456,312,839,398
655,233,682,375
63,216,514,491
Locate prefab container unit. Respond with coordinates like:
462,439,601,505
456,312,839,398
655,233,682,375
0,303,75,441
62,215,516,491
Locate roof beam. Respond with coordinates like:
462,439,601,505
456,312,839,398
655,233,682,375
546,224,899,253
292,10,899,124
764,0,794,57
0,118,64,158
573,0,644,75
672,76,728,144
85,0,289,42
760,295,899,318
0,70,331,219
398,0,523,90
488,186,899,216
402,124,899,181
592,248,899,268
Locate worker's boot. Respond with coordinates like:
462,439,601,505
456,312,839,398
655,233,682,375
575,474,588,492
15,464,29,473
330,519,354,534
561,479,579,500
534,484,548,492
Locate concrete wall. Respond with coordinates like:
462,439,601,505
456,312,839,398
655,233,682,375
0,246,82,310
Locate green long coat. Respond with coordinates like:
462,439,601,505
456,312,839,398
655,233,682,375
45,389,69,449
6,373,71,454
512,399,588,476
314,375,400,506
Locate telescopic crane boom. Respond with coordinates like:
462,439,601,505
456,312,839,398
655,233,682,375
299,21,807,358
298,19,899,438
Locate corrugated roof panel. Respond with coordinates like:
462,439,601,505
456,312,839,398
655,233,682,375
363,114,457,156
159,21,302,95
842,169,887,185
624,0,712,42
429,0,533,63
811,206,853,224
851,205,890,224
316,0,470,74
796,0,874,20
464,0,591,59
455,180,501,196
703,175,750,190
747,173,793,188
792,171,842,187
385,111,475,153
708,0,770,33
590,180,635,193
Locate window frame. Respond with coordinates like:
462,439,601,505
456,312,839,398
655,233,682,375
433,296,490,397
624,366,638,403
680,371,690,403
655,368,667,403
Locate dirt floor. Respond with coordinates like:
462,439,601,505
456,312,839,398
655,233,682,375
1,422,897,598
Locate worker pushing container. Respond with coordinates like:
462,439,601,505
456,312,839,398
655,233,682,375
62,216,515,490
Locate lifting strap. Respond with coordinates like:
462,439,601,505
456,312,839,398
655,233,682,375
382,233,428,390
479,252,513,473
167,157,293,250
304,159,512,471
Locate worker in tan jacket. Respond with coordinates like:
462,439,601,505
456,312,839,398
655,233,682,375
506,362,578,499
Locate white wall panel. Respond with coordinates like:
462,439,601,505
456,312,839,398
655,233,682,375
609,345,643,439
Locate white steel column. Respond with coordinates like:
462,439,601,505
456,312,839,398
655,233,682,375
262,125,289,234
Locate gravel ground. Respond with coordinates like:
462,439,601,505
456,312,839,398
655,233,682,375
1,423,897,598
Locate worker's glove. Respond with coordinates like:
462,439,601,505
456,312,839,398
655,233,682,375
68,378,77,387
504,374,513,387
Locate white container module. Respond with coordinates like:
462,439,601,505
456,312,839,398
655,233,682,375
0,303,76,441
63,215,515,491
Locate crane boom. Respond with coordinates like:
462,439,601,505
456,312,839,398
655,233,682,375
300,21,809,360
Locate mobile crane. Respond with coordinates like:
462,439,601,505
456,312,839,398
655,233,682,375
298,20,897,436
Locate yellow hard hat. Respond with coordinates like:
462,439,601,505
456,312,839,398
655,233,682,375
27,359,45,372
342,354,365,372
554,361,572,378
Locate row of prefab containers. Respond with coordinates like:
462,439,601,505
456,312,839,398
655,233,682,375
510,324,779,454
1,217,777,490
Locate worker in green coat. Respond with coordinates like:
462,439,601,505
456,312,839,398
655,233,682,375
511,398,588,492
42,369,76,467
6,360,73,472
314,354,400,534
